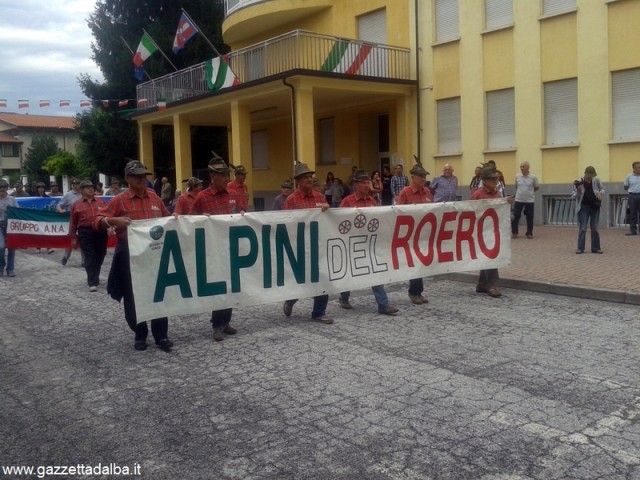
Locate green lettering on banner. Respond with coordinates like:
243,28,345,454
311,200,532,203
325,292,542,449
153,230,193,302
229,226,258,293
310,221,319,282
195,228,227,297
262,225,272,288
276,223,305,286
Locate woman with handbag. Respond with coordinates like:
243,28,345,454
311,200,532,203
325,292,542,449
572,166,605,254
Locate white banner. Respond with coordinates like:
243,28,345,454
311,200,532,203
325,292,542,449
129,199,511,322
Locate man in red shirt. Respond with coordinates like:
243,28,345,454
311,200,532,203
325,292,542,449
283,163,333,324
471,167,511,298
191,156,244,341
227,165,249,212
395,164,433,305
69,180,108,292
338,170,399,315
173,177,203,215
94,160,173,352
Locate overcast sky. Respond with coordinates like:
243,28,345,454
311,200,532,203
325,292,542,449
0,0,104,116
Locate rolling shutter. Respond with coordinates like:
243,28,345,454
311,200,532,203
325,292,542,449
544,78,578,145
437,97,462,154
612,68,640,141
485,0,513,30
435,0,459,43
487,88,515,149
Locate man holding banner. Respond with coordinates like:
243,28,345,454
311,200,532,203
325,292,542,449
190,156,244,342
94,160,173,352
0,179,18,277
282,163,334,324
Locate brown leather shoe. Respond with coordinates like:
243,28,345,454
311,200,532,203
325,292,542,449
487,288,502,298
223,325,237,335
213,328,225,341
311,315,334,324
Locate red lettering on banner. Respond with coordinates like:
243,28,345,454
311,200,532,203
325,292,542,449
456,211,477,261
477,208,500,259
436,211,457,263
391,215,415,268
413,213,436,266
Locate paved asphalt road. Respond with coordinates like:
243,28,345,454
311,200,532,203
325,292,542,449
1,250,639,480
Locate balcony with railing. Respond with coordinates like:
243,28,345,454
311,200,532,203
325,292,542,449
136,30,412,110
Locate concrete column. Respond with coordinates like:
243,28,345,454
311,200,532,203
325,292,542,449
138,123,154,171
230,100,253,208
173,114,192,189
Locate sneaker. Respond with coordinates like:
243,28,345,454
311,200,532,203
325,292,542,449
339,299,353,309
89,286,98,292
575,250,584,254
61,256,67,266
134,340,147,351
223,325,237,335
7,271,14,277
408,295,424,305
311,315,334,324
379,306,399,315
592,250,603,254
213,327,225,341
156,338,173,351
283,301,293,317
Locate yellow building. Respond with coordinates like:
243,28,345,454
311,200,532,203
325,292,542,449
132,0,415,210
415,0,640,225
132,0,640,225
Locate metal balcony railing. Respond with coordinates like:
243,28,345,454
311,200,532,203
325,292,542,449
136,30,412,109
544,194,630,227
225,0,261,16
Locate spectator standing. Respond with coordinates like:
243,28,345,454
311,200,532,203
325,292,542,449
390,164,409,203
69,180,108,292
471,168,512,298
0,179,18,277
34,182,48,198
95,182,104,196
511,161,539,239
330,178,345,208
337,170,399,315
469,166,482,191
227,165,249,212
191,156,245,342
152,170,162,196
160,177,172,207
57,179,82,264
395,164,433,304
380,166,393,206
283,163,333,324
623,161,640,236
94,160,173,352
105,179,123,196
49,182,62,197
324,172,334,205
173,177,203,215
572,166,605,254
11,182,29,197
430,164,458,202
370,170,382,205
272,180,294,211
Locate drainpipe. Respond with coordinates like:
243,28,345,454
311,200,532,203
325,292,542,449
415,0,422,162
283,78,298,167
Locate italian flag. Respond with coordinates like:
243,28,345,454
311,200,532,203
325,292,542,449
6,208,72,249
133,33,158,67
320,40,373,75
205,56,239,91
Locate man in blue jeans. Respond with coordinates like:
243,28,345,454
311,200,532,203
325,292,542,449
572,166,605,254
623,161,640,235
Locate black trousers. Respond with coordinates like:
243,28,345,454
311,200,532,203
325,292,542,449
77,228,108,287
109,241,168,343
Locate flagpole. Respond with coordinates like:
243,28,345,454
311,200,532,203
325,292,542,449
181,9,222,57
143,29,178,71
121,36,152,80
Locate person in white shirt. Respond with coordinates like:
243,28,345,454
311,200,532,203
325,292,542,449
511,162,539,239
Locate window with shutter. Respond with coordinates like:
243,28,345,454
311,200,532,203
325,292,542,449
612,68,640,141
358,9,387,76
487,88,515,149
543,0,576,16
435,0,459,43
251,130,269,169
485,0,513,30
437,97,462,154
544,78,578,145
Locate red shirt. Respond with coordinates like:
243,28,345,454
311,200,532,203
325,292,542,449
283,188,326,210
471,187,501,200
226,180,248,212
173,191,198,215
339,193,378,208
190,186,241,215
94,189,169,240
69,197,106,239
395,184,433,205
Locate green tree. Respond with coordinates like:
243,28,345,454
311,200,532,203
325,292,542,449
23,134,61,183
42,151,96,180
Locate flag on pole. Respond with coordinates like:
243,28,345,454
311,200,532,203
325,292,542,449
320,40,373,75
137,99,149,107
59,100,71,107
205,56,239,91
39,100,51,108
133,33,159,67
18,100,29,109
173,12,199,54
157,99,167,111
102,100,110,108
6,207,72,249
80,100,91,108
118,100,129,108
0,99,7,108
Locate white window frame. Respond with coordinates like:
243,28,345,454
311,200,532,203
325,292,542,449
437,97,462,154
544,78,578,145
318,118,336,165
486,88,515,150
612,68,640,141
357,9,388,76
542,0,576,16
251,130,269,170
434,0,459,43
485,0,513,30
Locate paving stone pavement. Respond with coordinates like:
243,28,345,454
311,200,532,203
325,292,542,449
0,246,639,480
